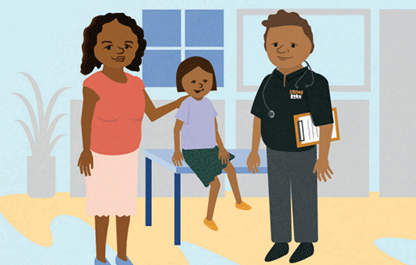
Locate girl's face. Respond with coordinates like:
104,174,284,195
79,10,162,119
181,66,213,100
94,19,139,69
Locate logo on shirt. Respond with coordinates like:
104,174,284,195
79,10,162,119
289,90,303,99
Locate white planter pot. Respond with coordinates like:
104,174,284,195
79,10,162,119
27,155,56,198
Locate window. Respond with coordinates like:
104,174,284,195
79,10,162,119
142,10,224,88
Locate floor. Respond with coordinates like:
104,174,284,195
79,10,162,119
0,191,413,264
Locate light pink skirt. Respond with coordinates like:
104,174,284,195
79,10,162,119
85,149,139,217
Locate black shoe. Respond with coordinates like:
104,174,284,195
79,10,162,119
265,242,289,262
289,243,314,263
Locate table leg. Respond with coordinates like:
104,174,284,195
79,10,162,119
174,173,181,245
146,158,152,226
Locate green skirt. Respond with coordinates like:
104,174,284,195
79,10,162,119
182,146,235,187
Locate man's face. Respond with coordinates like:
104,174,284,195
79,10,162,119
265,25,312,69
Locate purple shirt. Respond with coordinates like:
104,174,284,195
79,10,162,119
175,97,218,150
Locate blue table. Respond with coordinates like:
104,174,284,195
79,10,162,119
144,149,267,245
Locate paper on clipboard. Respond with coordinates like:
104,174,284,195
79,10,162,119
293,107,340,148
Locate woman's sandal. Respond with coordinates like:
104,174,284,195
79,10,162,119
95,258,111,265
115,256,133,265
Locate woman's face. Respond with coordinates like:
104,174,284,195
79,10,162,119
181,66,213,100
94,19,139,69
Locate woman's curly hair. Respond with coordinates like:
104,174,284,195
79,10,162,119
81,13,147,75
262,10,314,53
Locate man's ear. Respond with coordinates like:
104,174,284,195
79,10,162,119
310,42,314,54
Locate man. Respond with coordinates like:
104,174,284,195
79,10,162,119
246,10,334,263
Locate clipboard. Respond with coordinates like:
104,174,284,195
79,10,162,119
293,107,340,148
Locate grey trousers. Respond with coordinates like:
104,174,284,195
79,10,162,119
267,146,318,243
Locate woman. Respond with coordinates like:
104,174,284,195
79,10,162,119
77,13,187,265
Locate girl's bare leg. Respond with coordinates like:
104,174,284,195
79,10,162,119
116,215,131,261
223,163,242,204
95,215,110,263
207,176,221,221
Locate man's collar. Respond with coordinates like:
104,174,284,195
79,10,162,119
273,67,308,81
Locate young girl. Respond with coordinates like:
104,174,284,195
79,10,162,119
172,56,251,231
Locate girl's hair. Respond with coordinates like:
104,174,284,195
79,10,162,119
176,56,217,92
262,9,314,53
80,13,147,75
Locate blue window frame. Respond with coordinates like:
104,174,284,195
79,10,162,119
185,10,224,47
142,10,224,88
142,50,181,87
143,10,181,47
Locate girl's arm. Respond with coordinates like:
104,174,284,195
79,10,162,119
172,119,184,167
215,118,230,164
215,118,226,150
144,90,188,122
174,119,184,153
78,87,100,176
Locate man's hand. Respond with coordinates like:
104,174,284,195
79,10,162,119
246,151,260,174
313,158,333,182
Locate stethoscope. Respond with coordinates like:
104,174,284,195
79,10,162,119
262,61,315,118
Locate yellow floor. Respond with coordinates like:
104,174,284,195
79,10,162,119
0,192,413,264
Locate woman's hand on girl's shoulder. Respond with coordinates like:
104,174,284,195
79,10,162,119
172,150,184,167
78,150,94,177
175,95,190,109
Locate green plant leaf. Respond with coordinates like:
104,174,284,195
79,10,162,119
19,72,45,135
12,93,39,144
16,120,36,156
45,87,70,132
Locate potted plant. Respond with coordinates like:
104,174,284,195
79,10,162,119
13,72,69,198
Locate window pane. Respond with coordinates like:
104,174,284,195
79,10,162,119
143,10,181,47
143,50,181,87
185,10,224,47
185,50,224,87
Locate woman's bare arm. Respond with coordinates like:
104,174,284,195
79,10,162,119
144,90,188,122
80,87,99,150
78,87,99,176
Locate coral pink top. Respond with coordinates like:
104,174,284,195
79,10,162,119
83,72,145,155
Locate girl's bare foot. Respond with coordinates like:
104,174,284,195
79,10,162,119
204,217,218,231
235,201,251,210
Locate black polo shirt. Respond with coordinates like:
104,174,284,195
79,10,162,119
251,67,334,152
